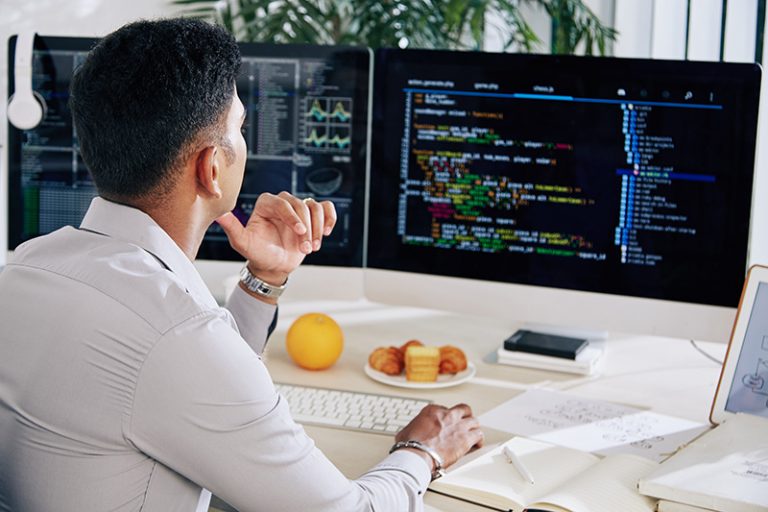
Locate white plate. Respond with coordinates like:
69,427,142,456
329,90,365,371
364,362,476,389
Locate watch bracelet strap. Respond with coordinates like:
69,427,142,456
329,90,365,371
239,265,287,298
389,440,446,480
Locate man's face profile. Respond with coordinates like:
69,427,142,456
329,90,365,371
217,88,248,213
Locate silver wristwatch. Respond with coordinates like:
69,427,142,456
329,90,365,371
239,265,287,299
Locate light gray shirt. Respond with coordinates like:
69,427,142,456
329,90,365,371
0,197,430,512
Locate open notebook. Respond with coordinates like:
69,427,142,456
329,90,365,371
429,437,658,512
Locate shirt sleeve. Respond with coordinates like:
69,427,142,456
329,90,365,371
126,311,431,512
224,283,278,355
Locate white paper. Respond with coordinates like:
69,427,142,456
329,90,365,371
479,389,708,462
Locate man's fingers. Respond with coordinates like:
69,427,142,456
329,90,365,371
448,403,473,420
304,198,324,251
254,193,339,255
469,426,485,448
278,192,313,253
215,212,248,254
461,416,481,431
322,200,337,236
258,193,310,254
257,192,307,236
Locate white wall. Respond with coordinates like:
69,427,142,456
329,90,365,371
0,0,180,264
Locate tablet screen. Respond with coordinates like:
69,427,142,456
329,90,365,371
724,281,768,418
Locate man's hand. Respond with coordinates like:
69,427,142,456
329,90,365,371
216,192,336,283
395,404,484,471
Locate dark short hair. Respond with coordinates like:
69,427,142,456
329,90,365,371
70,18,241,201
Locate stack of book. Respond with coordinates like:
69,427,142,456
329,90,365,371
496,345,604,375
496,330,604,375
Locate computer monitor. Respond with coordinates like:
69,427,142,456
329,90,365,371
366,49,761,342
7,35,370,267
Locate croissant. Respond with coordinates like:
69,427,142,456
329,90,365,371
368,346,404,375
439,345,468,374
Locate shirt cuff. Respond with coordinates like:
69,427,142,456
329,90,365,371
367,448,432,492
225,283,278,355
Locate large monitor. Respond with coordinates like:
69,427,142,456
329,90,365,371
7,35,370,267
367,49,761,342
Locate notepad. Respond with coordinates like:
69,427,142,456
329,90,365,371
638,413,768,512
429,437,658,512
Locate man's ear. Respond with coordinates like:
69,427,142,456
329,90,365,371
195,145,223,198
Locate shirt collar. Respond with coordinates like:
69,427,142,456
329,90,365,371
80,196,217,308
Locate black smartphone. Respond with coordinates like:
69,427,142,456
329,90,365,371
503,330,589,359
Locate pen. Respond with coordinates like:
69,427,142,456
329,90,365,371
502,445,535,485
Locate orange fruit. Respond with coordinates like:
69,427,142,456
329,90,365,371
285,313,344,370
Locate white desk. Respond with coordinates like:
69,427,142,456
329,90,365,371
210,296,726,512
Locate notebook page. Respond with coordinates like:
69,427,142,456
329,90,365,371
431,437,598,511
530,453,657,512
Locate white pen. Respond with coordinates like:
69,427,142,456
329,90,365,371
503,445,535,485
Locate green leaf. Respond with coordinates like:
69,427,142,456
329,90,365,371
168,0,618,54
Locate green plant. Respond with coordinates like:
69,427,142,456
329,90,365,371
172,0,617,55
544,0,617,55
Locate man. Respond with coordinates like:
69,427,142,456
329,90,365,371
0,18,483,512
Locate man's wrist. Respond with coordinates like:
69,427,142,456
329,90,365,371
239,264,288,303
390,440,445,480
245,263,288,288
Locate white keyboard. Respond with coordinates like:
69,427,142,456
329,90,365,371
275,383,431,435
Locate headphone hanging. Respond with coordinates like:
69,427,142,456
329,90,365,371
8,32,46,130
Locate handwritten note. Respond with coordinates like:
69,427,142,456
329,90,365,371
479,389,708,461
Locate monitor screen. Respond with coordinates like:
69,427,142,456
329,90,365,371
7,36,370,267
367,49,760,340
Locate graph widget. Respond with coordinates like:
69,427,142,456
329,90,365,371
369,51,759,307
301,97,353,153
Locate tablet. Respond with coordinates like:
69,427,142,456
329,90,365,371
710,265,768,424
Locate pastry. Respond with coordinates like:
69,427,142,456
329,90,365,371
405,345,440,382
439,345,467,374
368,346,404,375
